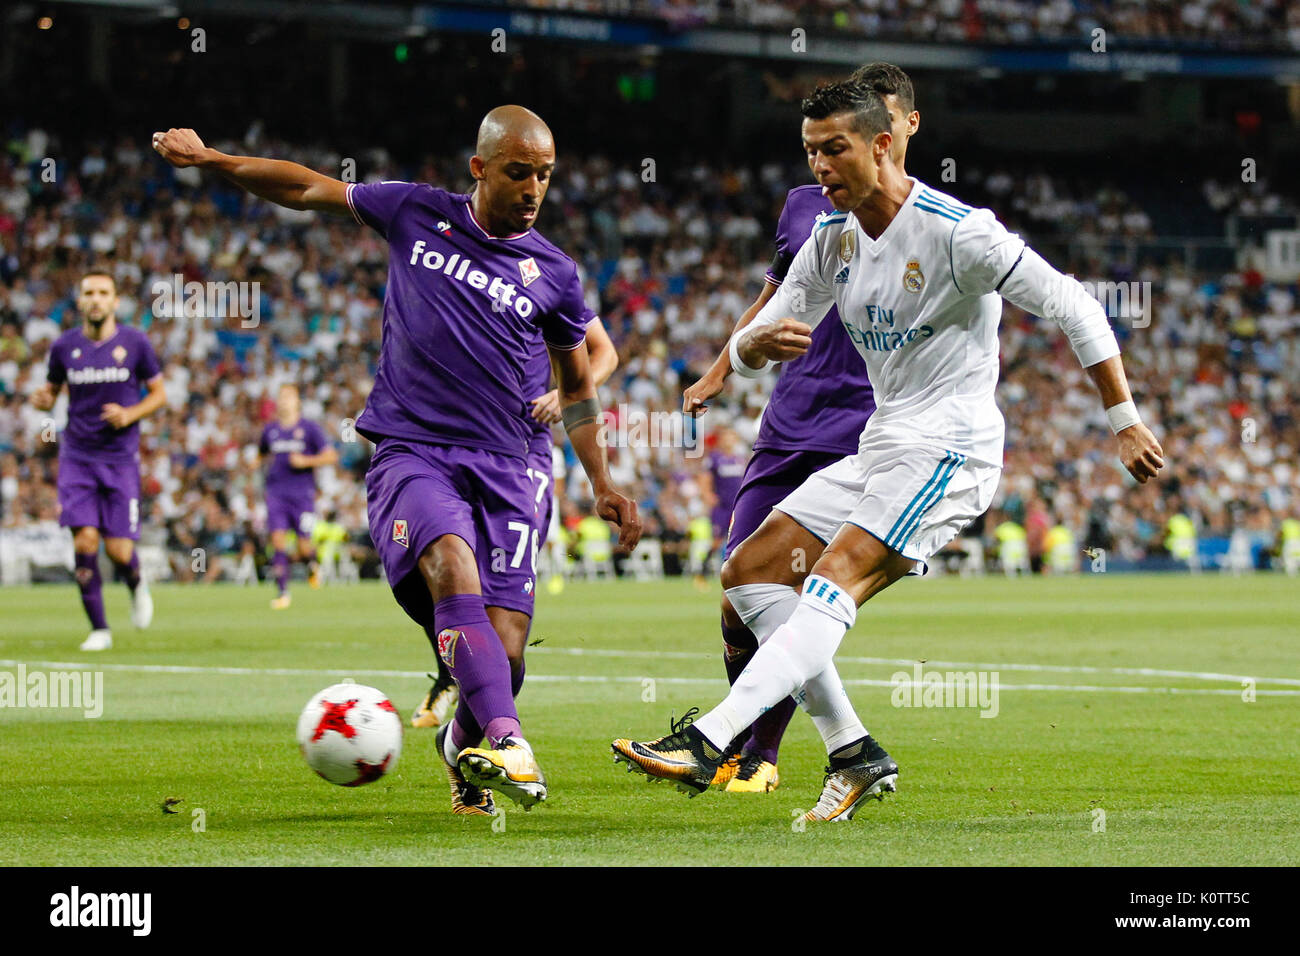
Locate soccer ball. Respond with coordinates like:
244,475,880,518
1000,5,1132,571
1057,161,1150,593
296,681,403,786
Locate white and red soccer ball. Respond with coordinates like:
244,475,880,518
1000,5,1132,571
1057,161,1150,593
297,681,403,786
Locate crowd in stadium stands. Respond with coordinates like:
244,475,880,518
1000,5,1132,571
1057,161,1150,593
475,0,1300,50
1,126,1298,581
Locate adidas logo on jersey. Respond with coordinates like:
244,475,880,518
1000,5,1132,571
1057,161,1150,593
407,240,537,319
67,366,131,384
834,266,850,284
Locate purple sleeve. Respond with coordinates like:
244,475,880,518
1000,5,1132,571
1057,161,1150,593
764,197,795,286
541,264,591,351
307,420,330,455
47,341,66,385
136,332,162,382
345,181,422,238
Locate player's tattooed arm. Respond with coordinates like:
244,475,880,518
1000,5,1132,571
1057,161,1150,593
1085,355,1165,485
101,374,167,429
549,341,641,551
151,128,349,215
683,281,778,417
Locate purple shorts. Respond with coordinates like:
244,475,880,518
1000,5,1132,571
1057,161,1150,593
527,445,555,548
266,491,316,535
724,447,849,555
57,455,141,540
366,440,539,620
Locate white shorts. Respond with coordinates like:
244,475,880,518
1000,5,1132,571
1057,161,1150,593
775,445,1001,572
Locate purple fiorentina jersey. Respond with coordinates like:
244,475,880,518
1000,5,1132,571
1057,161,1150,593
46,325,161,461
754,184,875,455
524,336,557,461
346,182,589,458
709,451,746,512
260,418,329,498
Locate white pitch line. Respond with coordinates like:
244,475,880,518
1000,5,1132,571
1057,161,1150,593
1,659,1298,696
526,646,1300,687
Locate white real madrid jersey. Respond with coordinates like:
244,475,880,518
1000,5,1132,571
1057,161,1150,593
736,178,1120,466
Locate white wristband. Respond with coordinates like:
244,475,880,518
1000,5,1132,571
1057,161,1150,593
729,331,770,379
1105,401,1141,435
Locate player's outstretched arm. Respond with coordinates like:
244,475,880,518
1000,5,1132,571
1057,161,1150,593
1084,355,1164,484
683,282,777,416
986,234,1165,485
152,128,349,215
549,342,641,551
531,319,617,424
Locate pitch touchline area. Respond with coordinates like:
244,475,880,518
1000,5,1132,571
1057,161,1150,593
2,658,1298,696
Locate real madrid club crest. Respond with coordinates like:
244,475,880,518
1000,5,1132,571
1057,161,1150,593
903,258,925,294
112,345,127,364
838,231,856,264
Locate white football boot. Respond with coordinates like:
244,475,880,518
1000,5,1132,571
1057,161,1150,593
80,629,113,652
131,579,154,629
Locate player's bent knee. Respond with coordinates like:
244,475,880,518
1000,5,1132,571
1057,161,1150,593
72,527,100,553
719,592,745,631
417,535,479,596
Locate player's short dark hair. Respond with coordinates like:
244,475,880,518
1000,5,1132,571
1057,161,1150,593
79,271,116,292
850,62,915,113
801,80,891,141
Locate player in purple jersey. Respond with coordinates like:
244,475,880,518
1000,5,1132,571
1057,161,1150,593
681,63,918,793
259,383,338,610
701,425,747,559
31,272,168,651
411,316,618,731
154,106,639,812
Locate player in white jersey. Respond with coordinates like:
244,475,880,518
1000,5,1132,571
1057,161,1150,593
613,79,1165,820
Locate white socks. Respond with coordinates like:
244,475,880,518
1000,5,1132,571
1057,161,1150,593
696,575,858,751
725,582,801,643
799,662,869,754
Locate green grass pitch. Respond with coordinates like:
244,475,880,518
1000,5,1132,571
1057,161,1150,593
1,574,1297,866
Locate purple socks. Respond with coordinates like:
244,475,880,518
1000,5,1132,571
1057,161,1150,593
272,550,290,594
75,552,108,630
434,594,521,747
113,550,141,592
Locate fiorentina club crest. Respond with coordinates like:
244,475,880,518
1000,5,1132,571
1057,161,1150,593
112,345,127,364
293,428,303,439
518,257,541,287
436,628,462,667
392,518,409,548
